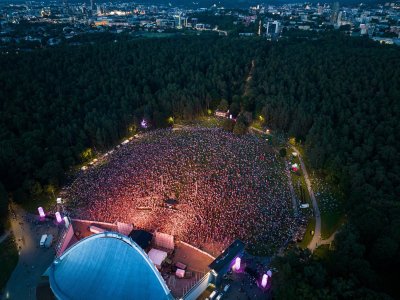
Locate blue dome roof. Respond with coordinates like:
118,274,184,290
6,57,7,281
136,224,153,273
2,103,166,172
48,232,172,300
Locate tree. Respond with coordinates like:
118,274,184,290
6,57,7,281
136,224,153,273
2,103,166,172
229,101,241,117
218,99,229,111
222,119,235,132
279,148,287,157
233,115,248,135
0,182,8,234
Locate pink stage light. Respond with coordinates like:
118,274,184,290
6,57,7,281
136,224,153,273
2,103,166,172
234,257,241,271
140,119,148,128
55,212,62,223
261,274,268,288
38,207,45,218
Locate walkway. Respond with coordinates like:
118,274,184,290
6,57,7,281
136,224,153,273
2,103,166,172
290,145,321,252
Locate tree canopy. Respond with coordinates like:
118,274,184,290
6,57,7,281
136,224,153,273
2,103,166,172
0,33,400,297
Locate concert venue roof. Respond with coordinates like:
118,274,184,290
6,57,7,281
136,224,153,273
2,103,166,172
47,232,173,300
209,239,245,273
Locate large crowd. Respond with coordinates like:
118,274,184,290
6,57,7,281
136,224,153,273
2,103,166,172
64,127,297,252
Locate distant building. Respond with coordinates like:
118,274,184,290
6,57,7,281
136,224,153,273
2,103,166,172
331,1,340,23
239,32,255,36
360,23,368,35
266,20,280,36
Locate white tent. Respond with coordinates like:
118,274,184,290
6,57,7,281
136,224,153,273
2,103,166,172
175,269,185,278
148,248,168,269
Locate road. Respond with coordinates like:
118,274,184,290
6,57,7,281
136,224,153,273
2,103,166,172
3,203,59,300
290,145,321,252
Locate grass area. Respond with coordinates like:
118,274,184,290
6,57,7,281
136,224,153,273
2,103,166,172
298,217,316,249
250,119,265,130
314,244,331,259
289,142,345,240
0,236,18,292
311,174,346,239
177,116,225,128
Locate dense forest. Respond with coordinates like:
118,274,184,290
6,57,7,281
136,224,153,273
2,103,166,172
1,34,400,298
248,36,400,299
0,36,255,203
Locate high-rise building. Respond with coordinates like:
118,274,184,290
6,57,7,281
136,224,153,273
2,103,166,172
266,21,280,36
331,1,340,23
337,11,342,26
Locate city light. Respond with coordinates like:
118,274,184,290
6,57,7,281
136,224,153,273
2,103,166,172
167,116,174,124
38,207,45,218
55,211,62,223
259,115,264,121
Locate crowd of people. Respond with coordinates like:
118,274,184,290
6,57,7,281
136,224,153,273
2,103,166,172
64,127,298,254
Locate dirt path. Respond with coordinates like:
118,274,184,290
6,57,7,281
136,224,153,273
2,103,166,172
244,59,255,96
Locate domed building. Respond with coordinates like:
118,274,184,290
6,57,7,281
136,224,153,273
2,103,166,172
47,232,173,300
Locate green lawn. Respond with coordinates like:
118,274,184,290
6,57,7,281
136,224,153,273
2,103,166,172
298,217,316,249
321,211,345,239
250,119,264,130
314,244,331,259
0,236,18,291
311,173,345,239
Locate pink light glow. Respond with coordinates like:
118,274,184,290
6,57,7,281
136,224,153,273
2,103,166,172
234,257,241,271
38,207,45,218
55,211,62,223
140,119,148,128
261,274,268,288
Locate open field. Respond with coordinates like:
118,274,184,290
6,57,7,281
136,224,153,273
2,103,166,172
297,217,316,249
310,173,345,239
